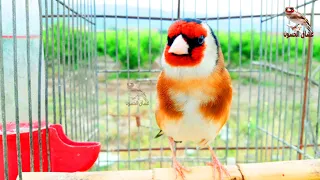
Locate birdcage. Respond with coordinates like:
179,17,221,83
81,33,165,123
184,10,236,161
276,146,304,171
0,0,319,179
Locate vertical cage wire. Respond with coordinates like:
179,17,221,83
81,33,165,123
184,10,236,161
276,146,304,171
261,1,274,162
301,0,315,160
44,0,50,174
57,0,62,127
0,0,9,179
51,0,56,126
235,0,242,162
26,0,34,172
125,0,131,170
62,0,68,136
282,0,290,162
289,0,298,160
12,0,23,179
39,0,46,173
248,0,254,163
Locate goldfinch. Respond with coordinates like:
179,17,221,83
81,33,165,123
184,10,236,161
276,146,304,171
155,18,233,180
285,7,312,32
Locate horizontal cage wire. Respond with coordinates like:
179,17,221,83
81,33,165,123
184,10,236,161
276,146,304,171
0,0,319,179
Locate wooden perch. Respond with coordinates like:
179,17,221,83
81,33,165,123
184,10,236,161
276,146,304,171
238,159,320,180
20,159,320,180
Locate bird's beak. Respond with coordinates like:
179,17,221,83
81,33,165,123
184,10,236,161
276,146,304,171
168,34,189,55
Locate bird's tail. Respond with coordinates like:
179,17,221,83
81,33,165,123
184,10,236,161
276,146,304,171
197,139,211,149
306,24,313,33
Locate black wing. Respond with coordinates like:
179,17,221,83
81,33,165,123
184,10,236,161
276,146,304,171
154,129,164,138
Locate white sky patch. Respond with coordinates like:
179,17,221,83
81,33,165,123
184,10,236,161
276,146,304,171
94,0,319,31
96,0,319,15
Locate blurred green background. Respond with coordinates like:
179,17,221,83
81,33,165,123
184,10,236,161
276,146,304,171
44,24,320,73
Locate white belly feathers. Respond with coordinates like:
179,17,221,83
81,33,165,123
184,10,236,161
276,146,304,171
162,92,218,145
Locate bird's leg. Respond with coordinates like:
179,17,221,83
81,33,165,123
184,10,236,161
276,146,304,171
293,24,303,35
206,145,231,180
293,24,299,29
168,137,191,179
287,23,300,32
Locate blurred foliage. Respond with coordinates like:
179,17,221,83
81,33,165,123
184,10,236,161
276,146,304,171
96,30,166,69
43,23,320,71
43,23,95,70
218,31,320,67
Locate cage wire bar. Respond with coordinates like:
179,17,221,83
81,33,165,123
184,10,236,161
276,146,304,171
0,0,319,179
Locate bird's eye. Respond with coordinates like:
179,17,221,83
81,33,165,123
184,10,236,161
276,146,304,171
197,35,205,45
167,36,175,46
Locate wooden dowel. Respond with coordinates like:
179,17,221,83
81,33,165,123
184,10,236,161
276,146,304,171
153,165,242,180
238,159,320,180
20,159,320,180
20,170,153,180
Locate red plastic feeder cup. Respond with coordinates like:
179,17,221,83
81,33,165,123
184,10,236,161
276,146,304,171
0,122,101,180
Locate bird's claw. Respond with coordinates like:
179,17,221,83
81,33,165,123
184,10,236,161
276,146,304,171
172,158,191,180
206,158,231,180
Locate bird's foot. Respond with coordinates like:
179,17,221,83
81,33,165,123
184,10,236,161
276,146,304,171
207,146,231,180
206,160,230,180
172,158,191,180
168,136,191,179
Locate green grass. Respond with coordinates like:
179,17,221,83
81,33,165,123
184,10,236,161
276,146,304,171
43,24,95,70
219,31,320,67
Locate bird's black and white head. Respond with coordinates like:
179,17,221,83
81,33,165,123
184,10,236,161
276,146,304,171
161,18,221,79
285,7,295,14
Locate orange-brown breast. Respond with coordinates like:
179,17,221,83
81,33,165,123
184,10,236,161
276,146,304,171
199,67,232,133
156,50,232,133
155,72,184,130
200,50,233,133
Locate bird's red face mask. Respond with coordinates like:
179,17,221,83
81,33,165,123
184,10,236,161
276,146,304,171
164,19,208,67
285,7,294,14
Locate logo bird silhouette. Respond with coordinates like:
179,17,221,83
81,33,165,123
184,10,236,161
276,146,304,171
285,7,312,33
